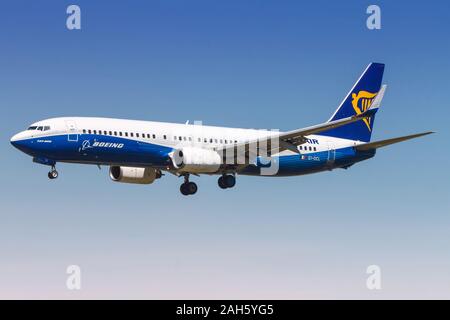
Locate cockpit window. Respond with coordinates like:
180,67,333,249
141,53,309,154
27,126,38,130
37,126,43,131
44,126,50,131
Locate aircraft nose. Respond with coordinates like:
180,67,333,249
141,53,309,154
10,133,20,146
10,132,27,148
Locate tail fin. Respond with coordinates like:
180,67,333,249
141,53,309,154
319,63,385,142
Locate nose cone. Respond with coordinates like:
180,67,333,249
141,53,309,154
10,132,28,149
10,133,20,146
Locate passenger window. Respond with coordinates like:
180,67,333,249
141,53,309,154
183,137,186,141
214,139,218,143
125,132,128,137
94,130,97,134
314,147,317,151
130,133,134,137
210,138,213,143
136,133,140,138
119,132,122,136
198,138,201,142
88,130,92,134
189,137,192,141
109,131,112,135
220,139,223,144
83,129,86,134
179,136,182,141
114,131,117,136
224,140,227,144
309,146,312,151
163,135,167,139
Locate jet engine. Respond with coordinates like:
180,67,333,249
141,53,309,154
109,166,159,184
170,147,222,173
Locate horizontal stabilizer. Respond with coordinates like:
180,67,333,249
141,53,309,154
356,131,434,151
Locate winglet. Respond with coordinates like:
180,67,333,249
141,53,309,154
355,85,386,119
369,84,387,110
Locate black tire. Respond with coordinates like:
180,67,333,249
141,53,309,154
180,183,189,195
187,182,197,195
48,170,58,179
224,175,235,188
218,176,227,189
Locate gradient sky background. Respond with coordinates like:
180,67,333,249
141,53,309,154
1,0,449,299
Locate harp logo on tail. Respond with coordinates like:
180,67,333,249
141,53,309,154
351,90,378,131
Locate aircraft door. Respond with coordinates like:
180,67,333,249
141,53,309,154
327,141,336,165
65,120,78,142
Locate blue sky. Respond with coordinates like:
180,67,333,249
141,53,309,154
1,0,449,298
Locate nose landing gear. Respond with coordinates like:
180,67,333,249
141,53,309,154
48,166,58,179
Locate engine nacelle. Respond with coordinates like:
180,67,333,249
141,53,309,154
109,166,158,184
171,147,222,173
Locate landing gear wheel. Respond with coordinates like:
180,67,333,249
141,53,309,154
186,182,197,195
48,169,58,179
180,183,189,195
179,174,198,195
218,176,227,189
180,181,198,195
218,174,236,189
224,175,235,188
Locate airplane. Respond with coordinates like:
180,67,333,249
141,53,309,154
10,63,433,196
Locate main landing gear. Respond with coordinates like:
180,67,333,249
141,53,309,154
218,174,235,189
48,166,58,180
180,174,197,196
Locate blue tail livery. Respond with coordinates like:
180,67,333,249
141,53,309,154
319,62,385,142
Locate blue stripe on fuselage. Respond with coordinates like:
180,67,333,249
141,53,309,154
240,147,375,176
14,134,375,175
13,134,174,167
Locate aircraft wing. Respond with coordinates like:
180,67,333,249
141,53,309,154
218,86,386,159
